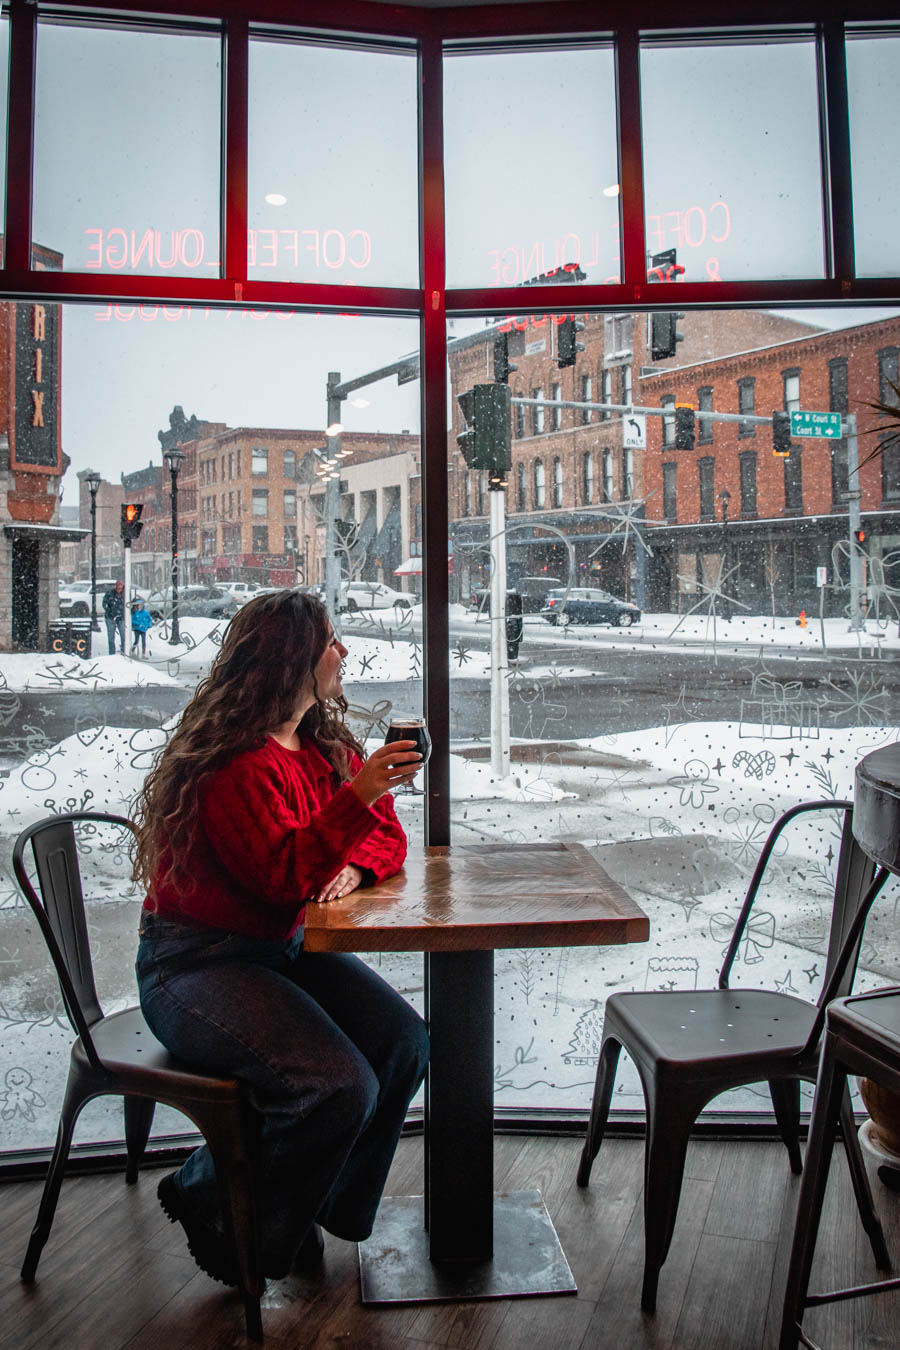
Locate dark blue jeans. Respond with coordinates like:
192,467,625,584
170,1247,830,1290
136,912,429,1276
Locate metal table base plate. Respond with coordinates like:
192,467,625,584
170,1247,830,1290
358,1190,577,1304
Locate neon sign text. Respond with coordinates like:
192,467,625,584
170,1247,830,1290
83,227,373,272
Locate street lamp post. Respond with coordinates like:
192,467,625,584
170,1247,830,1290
718,487,732,621
86,472,102,632
164,448,185,644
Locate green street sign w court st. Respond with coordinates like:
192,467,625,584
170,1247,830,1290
790,410,843,439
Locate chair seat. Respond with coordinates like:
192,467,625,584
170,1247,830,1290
607,988,818,1077
75,1007,244,1103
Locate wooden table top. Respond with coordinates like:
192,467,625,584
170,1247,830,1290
303,841,650,953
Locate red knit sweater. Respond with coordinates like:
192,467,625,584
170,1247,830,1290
148,736,407,939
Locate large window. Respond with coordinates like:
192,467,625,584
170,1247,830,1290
641,34,824,281
443,45,619,289
33,22,221,276
4,8,900,1160
248,37,418,286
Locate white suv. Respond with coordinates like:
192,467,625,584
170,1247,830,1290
340,581,414,612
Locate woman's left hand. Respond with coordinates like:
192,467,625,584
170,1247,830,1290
314,864,364,904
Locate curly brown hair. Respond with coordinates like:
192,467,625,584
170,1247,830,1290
132,589,363,897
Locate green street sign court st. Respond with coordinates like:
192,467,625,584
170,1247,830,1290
790,410,843,439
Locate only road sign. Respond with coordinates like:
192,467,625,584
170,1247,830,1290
623,413,646,449
790,410,843,439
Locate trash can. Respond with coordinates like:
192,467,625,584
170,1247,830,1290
47,619,92,658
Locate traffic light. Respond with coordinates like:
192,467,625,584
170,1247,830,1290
120,502,144,542
772,410,792,456
557,316,585,368
493,332,518,384
650,311,685,361
855,528,867,546
648,248,686,285
674,404,695,451
456,384,512,473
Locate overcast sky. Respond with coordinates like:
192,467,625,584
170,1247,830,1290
3,19,896,488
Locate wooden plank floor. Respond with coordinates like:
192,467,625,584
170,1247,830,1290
1,1133,899,1349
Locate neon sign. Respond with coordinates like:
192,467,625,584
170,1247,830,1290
84,226,373,273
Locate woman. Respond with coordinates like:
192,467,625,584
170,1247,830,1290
133,589,429,1284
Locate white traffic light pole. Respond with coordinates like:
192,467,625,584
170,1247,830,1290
123,542,133,653
845,413,865,632
488,481,510,779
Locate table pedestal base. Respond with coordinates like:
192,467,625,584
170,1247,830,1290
358,1190,577,1304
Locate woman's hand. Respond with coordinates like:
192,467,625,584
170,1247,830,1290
314,864,364,904
349,741,422,806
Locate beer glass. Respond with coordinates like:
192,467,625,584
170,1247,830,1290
384,716,431,794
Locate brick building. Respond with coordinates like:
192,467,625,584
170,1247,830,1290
126,409,420,592
447,308,818,605
640,315,900,615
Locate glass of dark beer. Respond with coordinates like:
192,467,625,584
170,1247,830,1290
384,716,431,794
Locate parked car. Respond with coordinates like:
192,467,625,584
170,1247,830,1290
58,579,118,618
340,581,414,612
470,577,565,615
145,586,239,621
218,581,263,603
540,588,642,626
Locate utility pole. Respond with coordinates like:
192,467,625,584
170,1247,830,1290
488,479,510,779
845,412,864,631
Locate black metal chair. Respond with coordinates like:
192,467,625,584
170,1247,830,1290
12,811,265,1341
577,800,893,1312
779,988,900,1350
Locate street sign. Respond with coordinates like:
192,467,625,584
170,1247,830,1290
817,566,828,587
623,413,647,449
790,410,843,439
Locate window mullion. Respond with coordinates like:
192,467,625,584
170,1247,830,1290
615,26,646,295
5,0,36,272
223,14,249,285
819,19,855,282
419,31,450,845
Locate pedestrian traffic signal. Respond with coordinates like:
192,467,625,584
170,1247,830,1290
456,384,512,473
557,316,585,368
120,502,144,542
674,404,695,451
493,332,518,384
855,528,867,546
772,410,792,456
649,312,685,361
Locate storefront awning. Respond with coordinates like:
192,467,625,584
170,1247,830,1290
4,523,89,543
393,556,453,576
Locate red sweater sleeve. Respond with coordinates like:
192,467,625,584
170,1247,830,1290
346,753,408,883
201,744,388,909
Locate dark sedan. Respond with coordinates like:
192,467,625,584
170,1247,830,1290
541,587,641,627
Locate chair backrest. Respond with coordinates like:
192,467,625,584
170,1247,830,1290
718,800,883,1017
12,812,138,1069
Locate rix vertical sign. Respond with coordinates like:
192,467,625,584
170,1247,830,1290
13,303,60,471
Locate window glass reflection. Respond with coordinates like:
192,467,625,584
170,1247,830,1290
0,303,422,1150
33,22,221,276
847,31,900,277
640,37,824,282
447,306,900,1112
248,38,418,286
443,46,620,288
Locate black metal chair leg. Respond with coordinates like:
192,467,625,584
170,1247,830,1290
839,1085,891,1270
21,1075,86,1282
577,1037,621,1188
207,1121,264,1342
778,1051,846,1350
640,1092,698,1313
770,1077,803,1175
123,1095,156,1184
